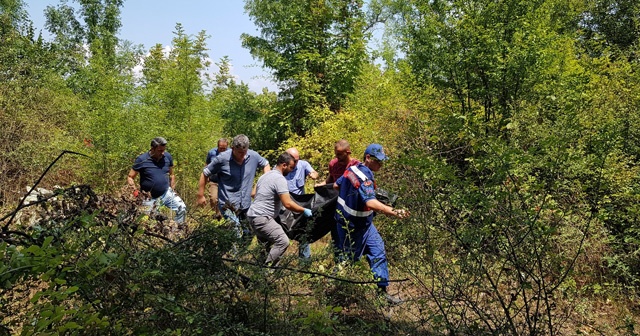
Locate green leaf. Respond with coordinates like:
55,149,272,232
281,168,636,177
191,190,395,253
65,286,79,294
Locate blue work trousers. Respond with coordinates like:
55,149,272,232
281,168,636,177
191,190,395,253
335,222,390,288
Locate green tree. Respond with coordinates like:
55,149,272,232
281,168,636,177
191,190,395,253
580,0,640,53
140,24,210,128
135,24,215,201
210,56,279,151
393,0,583,132
242,0,368,136
44,0,124,83
0,0,28,33
0,0,86,204
43,0,144,191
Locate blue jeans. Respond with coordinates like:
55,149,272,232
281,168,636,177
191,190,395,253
298,243,311,260
142,188,186,224
222,207,251,240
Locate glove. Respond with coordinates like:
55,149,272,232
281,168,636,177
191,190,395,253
303,208,313,217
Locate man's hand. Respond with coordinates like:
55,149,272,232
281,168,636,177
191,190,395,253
393,208,410,219
196,195,207,206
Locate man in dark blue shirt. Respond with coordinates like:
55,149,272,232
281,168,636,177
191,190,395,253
127,137,186,225
334,144,410,304
205,138,229,215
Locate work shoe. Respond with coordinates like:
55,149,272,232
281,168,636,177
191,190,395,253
383,292,403,306
377,287,403,306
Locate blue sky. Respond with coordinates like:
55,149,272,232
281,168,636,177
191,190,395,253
24,0,278,92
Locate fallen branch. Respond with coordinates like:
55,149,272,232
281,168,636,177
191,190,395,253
2,150,90,230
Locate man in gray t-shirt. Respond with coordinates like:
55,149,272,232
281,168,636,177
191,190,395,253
248,152,312,266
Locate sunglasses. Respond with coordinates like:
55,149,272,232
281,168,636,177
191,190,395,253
371,157,383,164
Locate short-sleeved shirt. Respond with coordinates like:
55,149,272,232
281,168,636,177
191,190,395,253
247,170,289,219
132,151,173,198
202,149,269,210
205,148,229,182
334,163,376,229
285,160,315,195
326,158,360,184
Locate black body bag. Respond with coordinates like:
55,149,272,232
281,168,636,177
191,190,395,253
278,184,338,243
278,184,398,243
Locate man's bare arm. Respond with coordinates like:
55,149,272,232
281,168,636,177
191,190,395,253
168,166,176,189
196,173,208,206
325,174,333,184
127,169,138,188
365,199,410,219
279,192,305,213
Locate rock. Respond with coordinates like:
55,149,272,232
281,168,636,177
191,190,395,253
23,186,56,205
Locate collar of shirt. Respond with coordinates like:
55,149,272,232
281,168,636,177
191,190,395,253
148,151,165,162
233,152,250,165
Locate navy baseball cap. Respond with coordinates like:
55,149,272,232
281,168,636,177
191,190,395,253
365,144,389,161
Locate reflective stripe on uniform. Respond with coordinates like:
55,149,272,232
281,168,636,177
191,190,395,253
337,197,373,217
350,166,368,181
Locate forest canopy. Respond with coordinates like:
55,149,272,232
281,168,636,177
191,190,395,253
2,0,640,334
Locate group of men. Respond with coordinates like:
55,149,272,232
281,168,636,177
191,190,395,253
127,134,410,303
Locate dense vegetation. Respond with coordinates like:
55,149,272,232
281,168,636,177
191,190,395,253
2,0,640,334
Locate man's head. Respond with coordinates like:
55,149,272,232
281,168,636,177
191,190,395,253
231,134,250,162
334,139,352,164
217,138,229,153
276,152,296,175
149,137,168,160
363,143,389,172
285,148,300,169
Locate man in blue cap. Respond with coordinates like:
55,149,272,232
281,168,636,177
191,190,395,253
333,143,410,304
